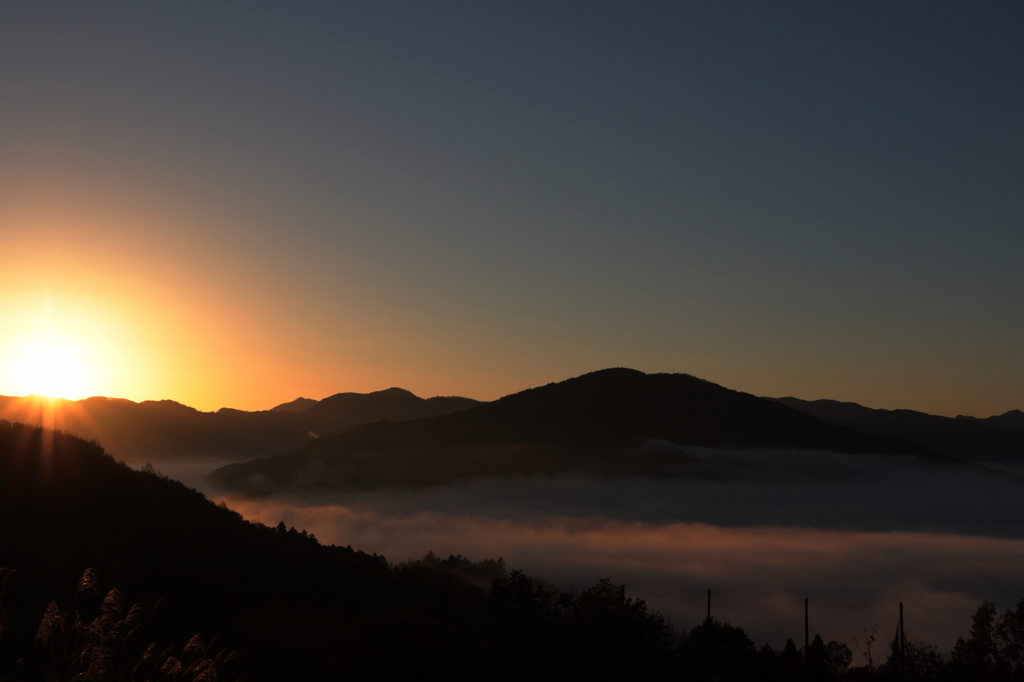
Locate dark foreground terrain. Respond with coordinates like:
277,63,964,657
1,421,1022,681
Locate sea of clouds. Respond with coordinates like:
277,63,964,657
153,447,1024,662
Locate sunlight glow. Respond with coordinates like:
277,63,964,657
0,297,144,402
9,340,89,400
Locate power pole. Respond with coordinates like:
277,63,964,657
706,589,711,623
804,598,809,658
900,602,905,679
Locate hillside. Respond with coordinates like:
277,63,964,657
212,369,944,493
0,420,678,681
0,420,450,680
775,398,1024,461
0,388,480,463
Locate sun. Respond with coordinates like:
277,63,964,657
9,340,89,400
0,301,151,403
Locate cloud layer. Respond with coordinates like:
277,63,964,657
217,495,1024,661
159,447,1024,662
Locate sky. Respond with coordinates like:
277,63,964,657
1,1,1022,415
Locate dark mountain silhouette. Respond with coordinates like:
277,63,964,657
0,388,480,463
269,396,319,412
212,369,945,493
0,420,424,680
298,388,480,436
0,395,310,463
0,421,681,681
974,409,1024,432
775,398,1024,461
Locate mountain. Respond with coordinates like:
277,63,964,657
0,421,676,681
212,369,944,493
775,398,1024,461
298,388,480,436
0,420,438,680
0,388,480,463
269,396,319,412
975,409,1024,432
0,395,306,462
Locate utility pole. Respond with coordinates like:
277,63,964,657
706,589,711,623
804,598,809,658
900,602,905,679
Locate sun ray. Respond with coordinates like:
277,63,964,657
0,394,112,453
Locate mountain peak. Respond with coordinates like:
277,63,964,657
371,387,419,398
985,409,1024,432
269,397,319,413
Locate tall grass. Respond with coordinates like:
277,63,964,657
2,568,239,682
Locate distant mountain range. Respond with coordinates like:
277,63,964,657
0,388,479,462
775,398,1024,461
211,369,949,493
3,370,1021,487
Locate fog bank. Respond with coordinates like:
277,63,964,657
162,447,1024,660
216,496,1023,660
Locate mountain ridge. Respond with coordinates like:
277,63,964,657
0,387,481,463
268,396,318,412
212,368,948,493
775,397,1024,461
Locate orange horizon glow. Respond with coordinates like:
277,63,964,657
0,393,103,437
1,200,1020,418
0,289,147,403
0,202,522,413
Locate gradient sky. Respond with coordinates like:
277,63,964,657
1,2,1021,415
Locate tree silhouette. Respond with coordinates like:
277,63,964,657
949,598,1024,681
805,633,853,680
0,568,239,682
678,618,758,682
